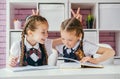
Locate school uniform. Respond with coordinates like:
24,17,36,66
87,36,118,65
10,37,53,66
55,39,99,62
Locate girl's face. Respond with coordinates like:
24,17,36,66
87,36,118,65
31,23,48,44
61,30,81,48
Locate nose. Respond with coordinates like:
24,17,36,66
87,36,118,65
64,40,69,46
45,32,48,38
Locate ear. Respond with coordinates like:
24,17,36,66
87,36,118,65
79,33,82,40
27,30,33,36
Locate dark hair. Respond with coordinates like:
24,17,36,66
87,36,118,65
20,15,48,66
61,17,85,60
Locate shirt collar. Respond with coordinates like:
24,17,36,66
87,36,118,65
64,40,80,51
24,36,39,50
72,40,80,51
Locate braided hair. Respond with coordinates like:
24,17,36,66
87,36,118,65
20,15,48,66
61,17,85,60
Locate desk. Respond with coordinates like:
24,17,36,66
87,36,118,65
0,65,120,79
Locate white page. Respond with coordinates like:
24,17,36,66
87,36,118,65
58,57,103,68
59,62,81,69
6,65,58,72
39,4,65,31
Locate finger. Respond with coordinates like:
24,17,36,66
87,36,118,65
32,9,36,15
35,8,39,15
76,14,80,19
71,9,76,16
11,61,16,66
80,58,86,63
80,60,86,63
10,62,16,67
11,56,18,60
80,14,82,22
81,57,89,63
11,59,17,64
77,7,80,15
76,14,82,22
15,57,18,62
11,57,18,63
9,60,17,67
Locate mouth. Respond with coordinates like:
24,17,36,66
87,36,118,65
65,45,71,48
39,39,46,44
41,39,45,42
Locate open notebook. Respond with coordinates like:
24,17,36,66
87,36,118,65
6,65,58,72
58,57,104,68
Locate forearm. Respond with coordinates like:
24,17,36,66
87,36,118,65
90,49,115,64
52,38,63,49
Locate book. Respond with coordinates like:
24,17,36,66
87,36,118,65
58,57,104,68
6,65,59,72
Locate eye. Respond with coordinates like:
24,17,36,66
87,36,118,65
41,31,45,34
68,39,72,42
62,38,65,41
41,31,48,34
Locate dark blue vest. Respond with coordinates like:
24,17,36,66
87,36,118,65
63,46,78,62
20,42,47,66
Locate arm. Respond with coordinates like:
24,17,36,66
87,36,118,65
81,47,115,64
52,38,63,49
93,47,115,63
8,42,20,67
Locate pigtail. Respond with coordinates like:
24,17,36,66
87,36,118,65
19,17,30,66
75,26,85,60
75,41,85,60
41,45,48,65
19,16,35,66
19,31,25,66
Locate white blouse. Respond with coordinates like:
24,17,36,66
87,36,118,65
10,38,53,62
55,40,99,56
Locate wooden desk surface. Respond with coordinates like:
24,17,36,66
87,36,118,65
0,65,120,79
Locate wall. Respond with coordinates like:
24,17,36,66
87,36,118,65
99,31,116,53
0,0,6,68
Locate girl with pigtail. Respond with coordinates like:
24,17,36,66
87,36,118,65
9,15,52,67
55,17,115,64
56,17,86,62
55,8,115,64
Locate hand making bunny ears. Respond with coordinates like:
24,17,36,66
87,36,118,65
25,9,39,21
31,7,82,23
32,9,39,15
71,7,82,23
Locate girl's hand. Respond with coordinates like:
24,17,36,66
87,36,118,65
26,9,39,21
80,56,98,64
71,7,82,23
32,9,39,15
9,56,18,67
